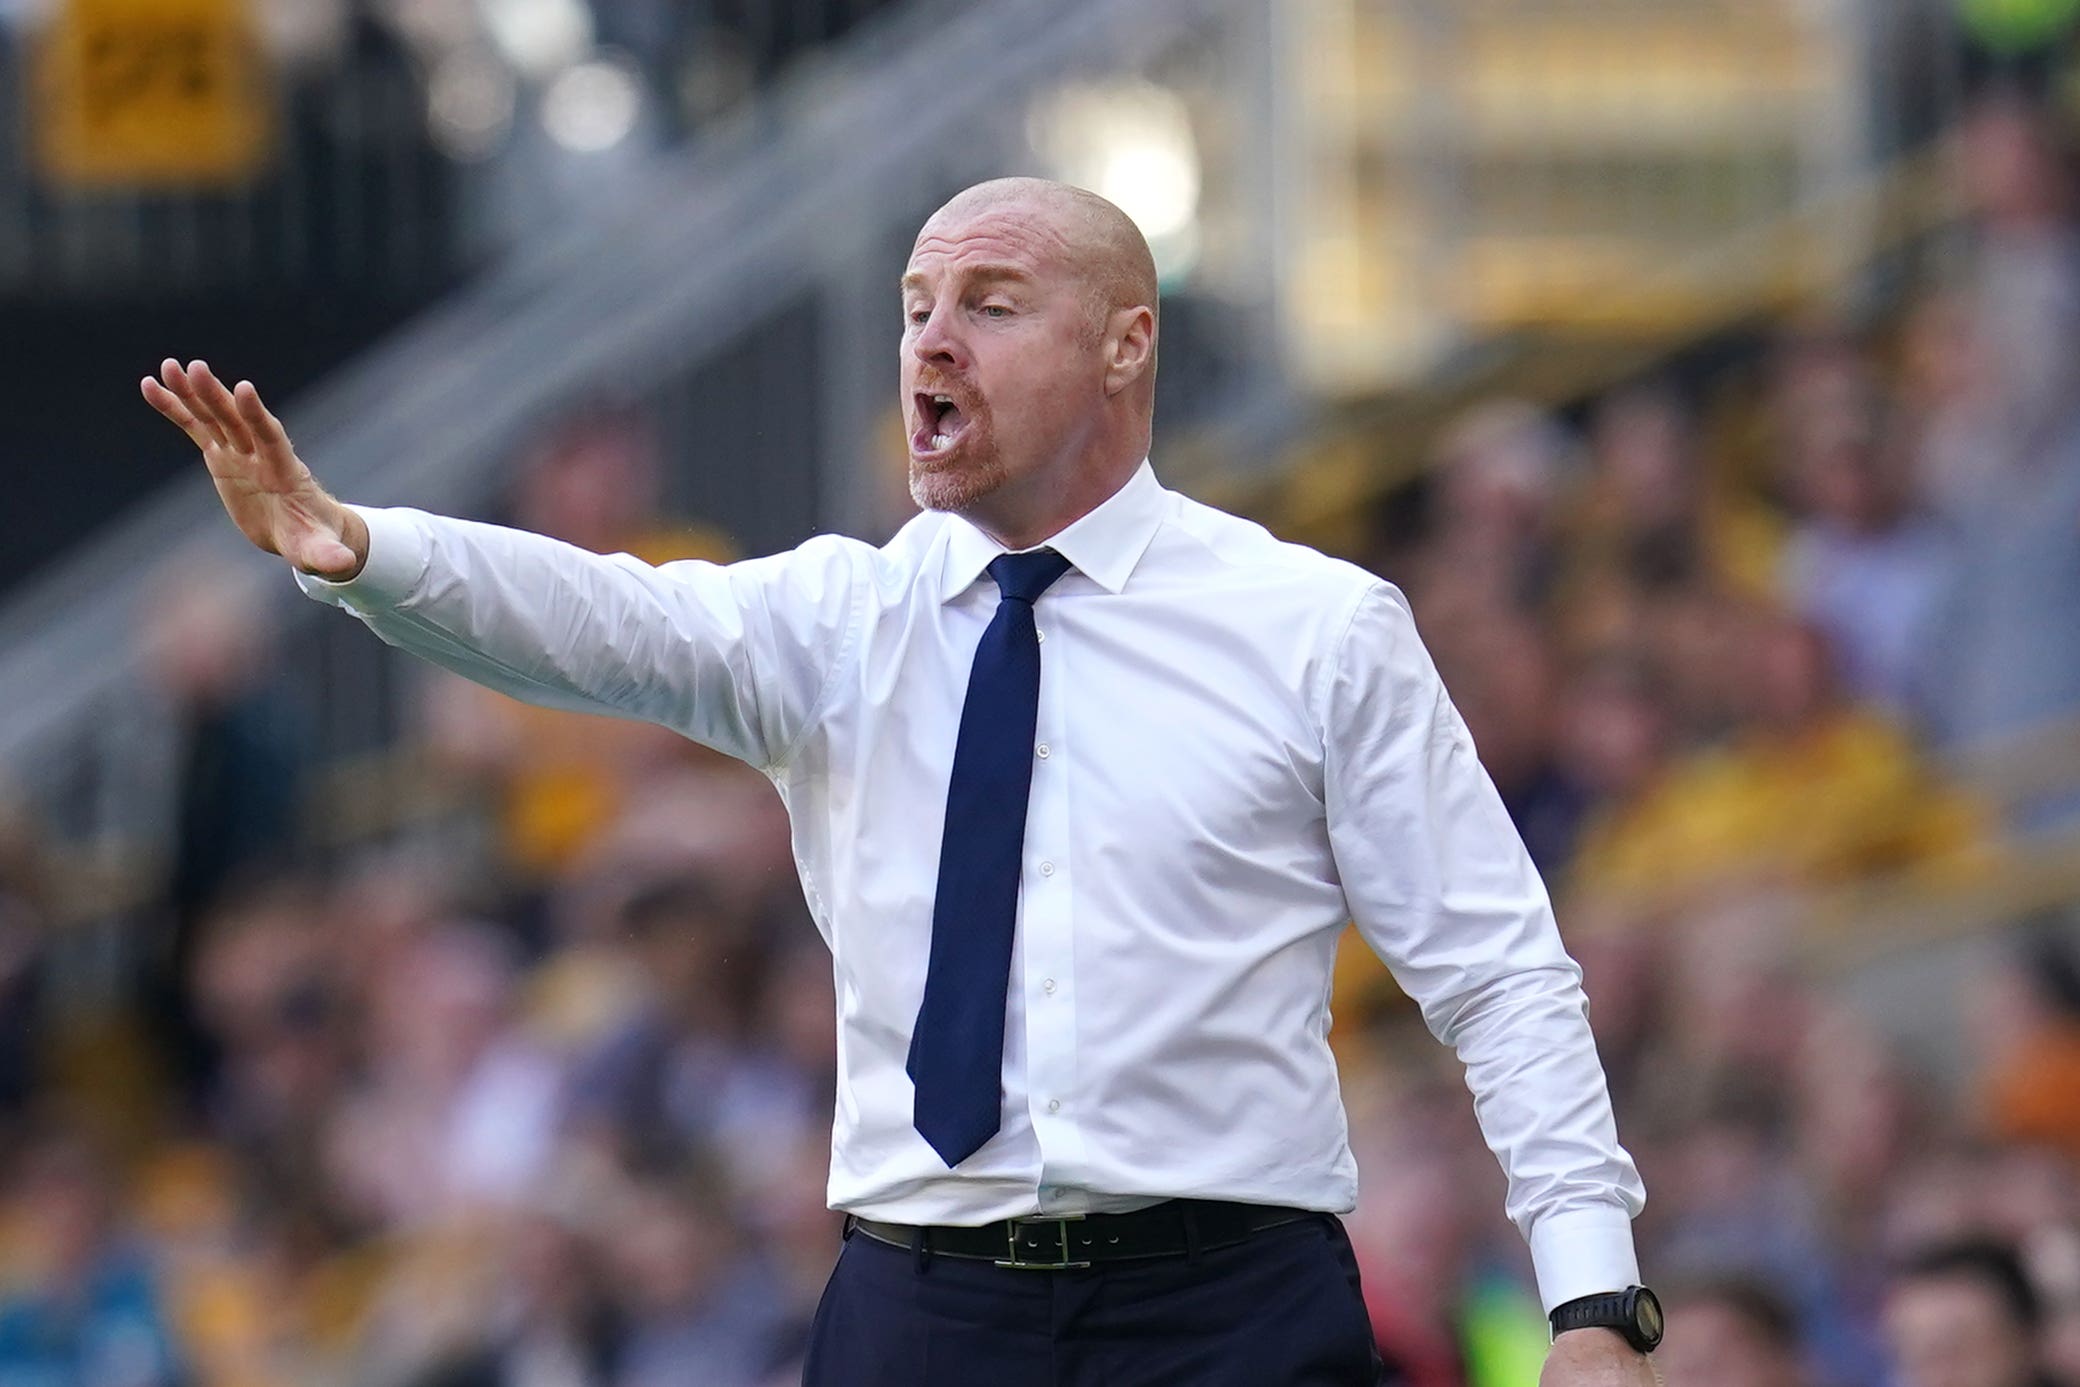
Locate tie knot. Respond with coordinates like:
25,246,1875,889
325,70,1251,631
987,550,1072,605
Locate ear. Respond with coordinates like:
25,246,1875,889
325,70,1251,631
1101,305,1157,397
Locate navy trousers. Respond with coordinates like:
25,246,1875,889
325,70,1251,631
800,1212,1387,1386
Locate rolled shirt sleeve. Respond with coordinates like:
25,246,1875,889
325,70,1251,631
1321,581,1646,1314
297,505,865,771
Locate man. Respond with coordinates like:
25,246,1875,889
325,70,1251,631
1658,1279,1805,1387
142,178,1654,1386
1884,1240,2060,1387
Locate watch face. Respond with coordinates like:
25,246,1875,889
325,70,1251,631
1632,1287,1665,1346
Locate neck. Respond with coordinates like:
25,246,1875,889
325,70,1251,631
961,448,1143,551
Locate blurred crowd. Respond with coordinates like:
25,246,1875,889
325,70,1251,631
1331,88,2080,1387
3,74,2080,1387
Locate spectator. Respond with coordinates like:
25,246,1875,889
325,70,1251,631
423,405,737,881
1564,383,1782,607
1883,1240,2062,1387
604,1174,792,1387
1776,376,1949,719
1426,614,1586,875
0,799,48,1122
326,922,564,1227
404,1207,620,1387
1548,657,1672,889
0,1131,189,1387
1974,924,2080,1167
1415,399,1573,616
1911,93,2080,748
1567,616,1989,912
562,874,768,1173
189,881,352,1223
1658,1278,1807,1387
140,567,305,1113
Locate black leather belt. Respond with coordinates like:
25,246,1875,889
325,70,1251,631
846,1198,1316,1270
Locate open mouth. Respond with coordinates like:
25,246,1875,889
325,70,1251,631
912,392,971,458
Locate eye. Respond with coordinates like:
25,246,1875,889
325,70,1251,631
906,308,929,326
980,303,1011,319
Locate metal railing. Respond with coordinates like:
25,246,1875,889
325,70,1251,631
0,0,925,298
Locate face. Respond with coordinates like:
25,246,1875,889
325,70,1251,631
1558,671,1665,797
1595,391,1694,526
1886,1278,2038,1387
900,200,1108,518
1660,1301,1801,1387
1750,622,1832,730
1801,440,1883,528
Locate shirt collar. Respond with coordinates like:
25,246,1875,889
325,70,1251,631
936,459,1166,603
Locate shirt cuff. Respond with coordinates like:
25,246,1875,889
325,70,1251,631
293,506,429,611
1528,1205,1642,1315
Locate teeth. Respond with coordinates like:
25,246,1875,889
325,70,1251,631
930,433,952,449
932,394,952,406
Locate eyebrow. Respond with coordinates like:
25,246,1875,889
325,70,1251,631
899,263,1038,296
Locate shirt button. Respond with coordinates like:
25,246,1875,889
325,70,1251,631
1039,861,1055,877
1036,629,1046,643
1043,978,1057,994
1036,743,1050,759
1047,1099,1061,1114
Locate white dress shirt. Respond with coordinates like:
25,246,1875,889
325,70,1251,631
300,460,1644,1311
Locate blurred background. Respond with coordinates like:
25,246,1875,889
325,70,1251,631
1,0,2080,1384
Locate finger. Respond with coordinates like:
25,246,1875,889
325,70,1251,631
187,360,256,454
233,380,303,483
139,377,217,454
161,358,227,448
189,360,257,453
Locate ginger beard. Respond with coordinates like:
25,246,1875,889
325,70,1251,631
907,384,1007,513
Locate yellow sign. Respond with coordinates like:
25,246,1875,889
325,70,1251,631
35,0,272,188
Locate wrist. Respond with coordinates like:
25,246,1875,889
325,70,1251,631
338,504,370,578
1552,1326,1644,1355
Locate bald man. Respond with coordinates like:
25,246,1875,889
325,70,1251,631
143,179,1654,1386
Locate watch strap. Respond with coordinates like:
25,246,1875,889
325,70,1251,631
1549,1287,1661,1353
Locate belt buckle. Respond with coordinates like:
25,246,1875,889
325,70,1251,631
995,1215,1090,1270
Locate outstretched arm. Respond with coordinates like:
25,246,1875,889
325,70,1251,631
140,361,864,769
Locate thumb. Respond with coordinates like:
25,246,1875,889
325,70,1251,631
288,531,361,581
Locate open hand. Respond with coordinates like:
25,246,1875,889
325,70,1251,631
140,359,366,580
1541,1330,1660,1387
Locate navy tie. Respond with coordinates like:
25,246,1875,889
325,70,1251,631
909,549,1074,1167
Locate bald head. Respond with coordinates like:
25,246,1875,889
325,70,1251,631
921,178,1158,341
899,176,1161,547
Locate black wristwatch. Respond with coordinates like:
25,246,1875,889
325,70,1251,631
1549,1285,1663,1353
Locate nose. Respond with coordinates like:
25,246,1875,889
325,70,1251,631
910,305,965,370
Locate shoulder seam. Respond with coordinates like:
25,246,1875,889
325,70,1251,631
1310,576,1382,759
